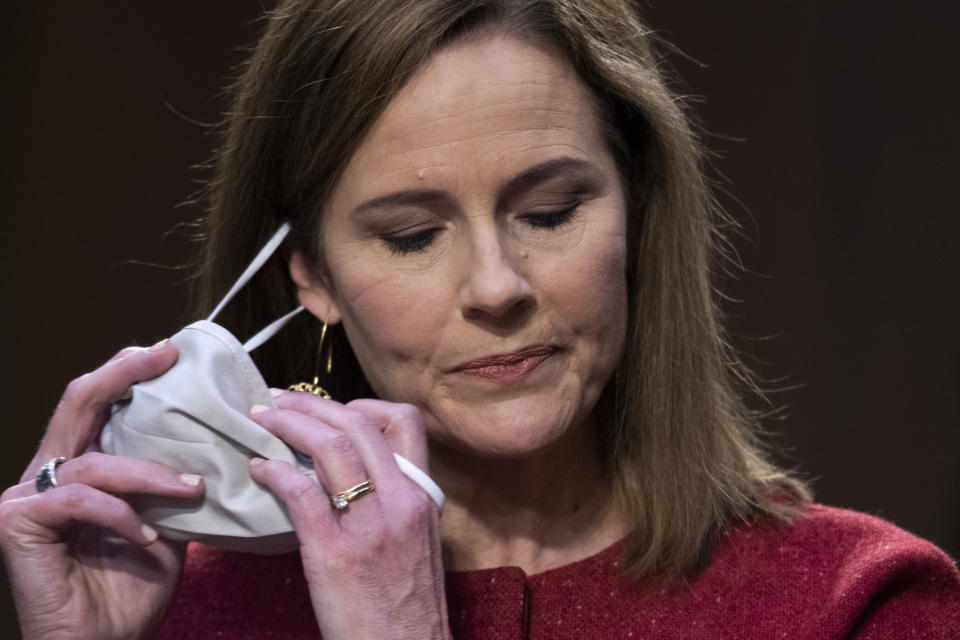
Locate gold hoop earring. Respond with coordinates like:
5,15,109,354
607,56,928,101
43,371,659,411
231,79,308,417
287,320,333,399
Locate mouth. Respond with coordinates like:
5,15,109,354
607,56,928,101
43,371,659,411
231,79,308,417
452,345,558,382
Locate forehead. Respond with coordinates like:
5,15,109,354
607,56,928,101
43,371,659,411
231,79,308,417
334,34,610,199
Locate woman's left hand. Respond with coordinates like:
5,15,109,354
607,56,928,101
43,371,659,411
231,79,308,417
248,392,450,640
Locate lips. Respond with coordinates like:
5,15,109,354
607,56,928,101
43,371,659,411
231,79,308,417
452,345,557,381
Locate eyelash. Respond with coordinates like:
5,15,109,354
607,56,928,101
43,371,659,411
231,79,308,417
381,204,581,255
518,203,581,229
382,228,442,255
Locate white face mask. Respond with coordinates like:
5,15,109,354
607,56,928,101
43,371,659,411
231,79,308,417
100,223,444,554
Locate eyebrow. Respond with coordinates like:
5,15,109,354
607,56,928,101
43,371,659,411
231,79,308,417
349,156,601,218
494,157,601,213
350,188,454,218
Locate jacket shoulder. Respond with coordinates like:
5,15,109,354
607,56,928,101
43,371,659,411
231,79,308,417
711,503,960,638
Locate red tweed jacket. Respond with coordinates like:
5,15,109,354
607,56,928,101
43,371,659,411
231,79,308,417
153,504,960,639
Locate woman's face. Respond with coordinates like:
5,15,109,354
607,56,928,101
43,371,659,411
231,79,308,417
292,34,628,457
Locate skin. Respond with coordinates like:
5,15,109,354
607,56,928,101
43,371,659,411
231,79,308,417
0,342,204,640
0,33,630,639
290,34,630,573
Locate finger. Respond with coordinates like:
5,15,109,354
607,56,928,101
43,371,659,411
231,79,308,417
0,484,158,547
248,458,338,537
4,453,204,501
31,340,178,474
270,393,399,475
345,400,442,510
249,406,369,496
343,398,429,470
107,346,142,363
270,393,417,498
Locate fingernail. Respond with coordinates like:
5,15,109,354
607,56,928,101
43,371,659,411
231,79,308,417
249,456,265,467
147,339,170,352
268,388,284,398
250,404,270,414
141,524,158,544
179,473,202,486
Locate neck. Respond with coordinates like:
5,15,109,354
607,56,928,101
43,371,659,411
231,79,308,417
430,416,627,575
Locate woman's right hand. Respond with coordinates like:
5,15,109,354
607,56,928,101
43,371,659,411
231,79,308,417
0,341,205,640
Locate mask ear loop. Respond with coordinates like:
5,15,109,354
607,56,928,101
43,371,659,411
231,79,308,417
208,222,295,324
202,221,306,352
242,306,304,352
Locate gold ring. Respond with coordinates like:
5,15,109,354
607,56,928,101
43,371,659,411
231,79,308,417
329,480,374,510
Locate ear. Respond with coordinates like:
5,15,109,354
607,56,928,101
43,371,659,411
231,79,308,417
289,251,342,325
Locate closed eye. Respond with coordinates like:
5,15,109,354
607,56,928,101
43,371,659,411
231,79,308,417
518,204,581,230
381,227,442,254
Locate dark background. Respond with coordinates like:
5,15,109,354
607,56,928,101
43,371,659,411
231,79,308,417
2,0,958,630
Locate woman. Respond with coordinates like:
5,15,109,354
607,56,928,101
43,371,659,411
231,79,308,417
2,0,958,638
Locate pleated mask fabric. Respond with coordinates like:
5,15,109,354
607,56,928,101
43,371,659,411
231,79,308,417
100,223,444,554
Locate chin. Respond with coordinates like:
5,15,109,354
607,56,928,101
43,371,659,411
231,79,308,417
426,400,588,460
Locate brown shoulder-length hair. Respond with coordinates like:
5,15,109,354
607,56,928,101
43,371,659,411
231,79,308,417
193,0,811,577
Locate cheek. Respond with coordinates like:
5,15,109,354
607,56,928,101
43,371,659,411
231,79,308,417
537,213,628,340
331,259,452,375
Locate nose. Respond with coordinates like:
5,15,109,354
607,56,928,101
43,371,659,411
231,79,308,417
459,229,534,322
